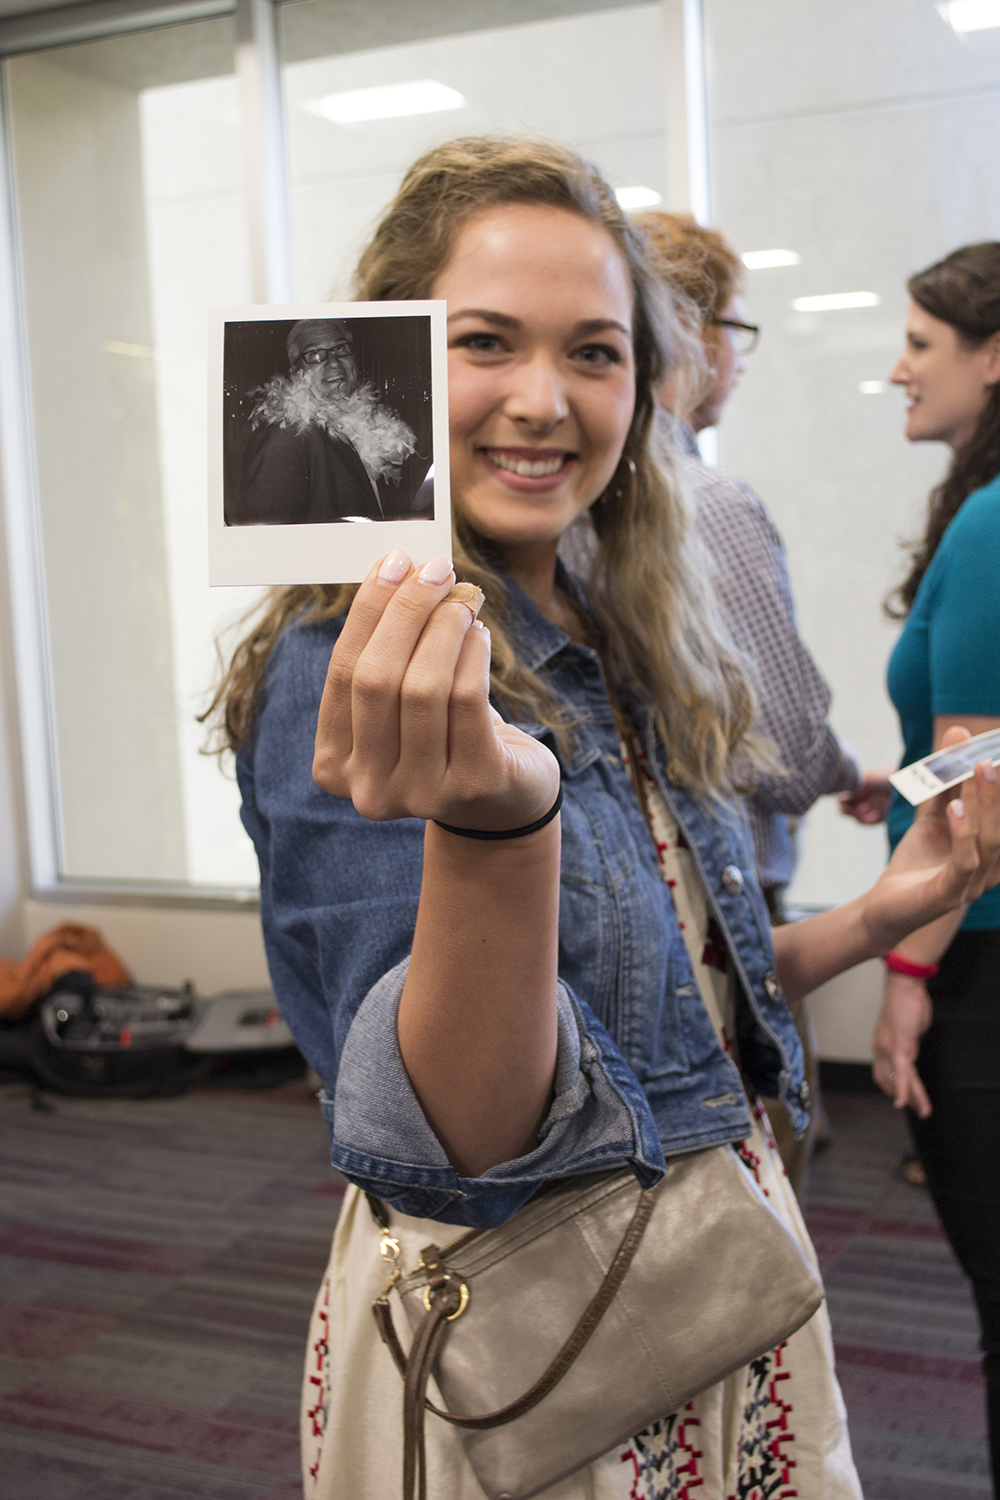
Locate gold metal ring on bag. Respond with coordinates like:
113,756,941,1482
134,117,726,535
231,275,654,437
422,1280,469,1321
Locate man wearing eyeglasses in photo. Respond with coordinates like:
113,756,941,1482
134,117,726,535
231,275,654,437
230,318,420,526
634,211,862,1196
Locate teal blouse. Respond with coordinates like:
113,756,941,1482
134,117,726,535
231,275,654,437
886,470,1000,930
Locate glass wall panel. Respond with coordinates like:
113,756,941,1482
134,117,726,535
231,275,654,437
704,0,1000,905
7,17,262,888
278,0,665,302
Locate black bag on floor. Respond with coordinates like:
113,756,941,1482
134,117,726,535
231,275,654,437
0,970,305,1098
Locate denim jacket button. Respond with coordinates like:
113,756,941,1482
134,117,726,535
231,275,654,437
763,971,781,1000
721,863,745,896
798,1081,811,1107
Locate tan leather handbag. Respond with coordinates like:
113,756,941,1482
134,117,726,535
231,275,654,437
371,1143,824,1500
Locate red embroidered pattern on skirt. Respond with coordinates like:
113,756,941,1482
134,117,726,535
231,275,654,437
621,1404,705,1498
729,1343,799,1500
735,1140,770,1198
305,1274,331,1487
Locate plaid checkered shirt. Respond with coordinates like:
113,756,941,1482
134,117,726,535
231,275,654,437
663,413,861,890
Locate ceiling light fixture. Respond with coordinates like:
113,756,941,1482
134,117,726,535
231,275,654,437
859,380,888,394
615,186,662,210
792,291,881,312
304,79,465,125
742,249,801,269
937,0,1000,32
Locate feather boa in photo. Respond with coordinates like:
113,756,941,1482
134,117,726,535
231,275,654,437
250,372,417,483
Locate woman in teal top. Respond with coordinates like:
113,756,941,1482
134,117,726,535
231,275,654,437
886,472,1000,928
844,242,1000,1490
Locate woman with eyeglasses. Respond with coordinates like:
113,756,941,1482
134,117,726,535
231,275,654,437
840,242,1000,1490
633,211,861,1195
210,143,1000,1499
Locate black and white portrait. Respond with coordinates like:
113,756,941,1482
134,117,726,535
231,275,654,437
225,315,433,525
209,301,450,586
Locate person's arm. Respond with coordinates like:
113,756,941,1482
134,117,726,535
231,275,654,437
871,711,1000,1114
838,767,895,825
772,732,1000,1005
312,552,563,1177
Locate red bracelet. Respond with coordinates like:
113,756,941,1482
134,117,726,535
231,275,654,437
884,950,939,980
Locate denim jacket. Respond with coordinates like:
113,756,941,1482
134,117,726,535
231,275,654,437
237,576,807,1229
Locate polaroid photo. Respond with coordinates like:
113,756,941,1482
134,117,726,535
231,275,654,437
208,301,450,585
890,725,1000,805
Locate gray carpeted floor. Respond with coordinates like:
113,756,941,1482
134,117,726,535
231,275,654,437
805,1093,988,1498
0,1077,340,1498
0,1079,987,1497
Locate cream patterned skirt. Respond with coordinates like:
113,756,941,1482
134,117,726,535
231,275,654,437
302,779,862,1497
301,1115,860,1500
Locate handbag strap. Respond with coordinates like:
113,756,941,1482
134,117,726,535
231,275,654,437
371,1182,660,1500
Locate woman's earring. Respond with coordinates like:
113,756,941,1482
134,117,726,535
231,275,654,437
595,456,636,510
613,457,637,500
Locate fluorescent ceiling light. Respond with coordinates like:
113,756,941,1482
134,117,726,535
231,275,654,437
742,249,801,270
792,291,881,312
937,0,1000,32
304,80,465,125
859,380,887,394
615,185,662,210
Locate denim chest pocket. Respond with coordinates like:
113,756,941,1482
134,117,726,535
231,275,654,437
557,780,693,1077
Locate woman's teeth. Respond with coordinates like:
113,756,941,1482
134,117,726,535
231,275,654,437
485,450,565,477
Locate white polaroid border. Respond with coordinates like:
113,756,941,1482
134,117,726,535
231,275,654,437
890,725,1000,805
208,300,450,585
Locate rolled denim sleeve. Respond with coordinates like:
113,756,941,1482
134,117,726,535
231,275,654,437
325,958,666,1229
238,616,665,1230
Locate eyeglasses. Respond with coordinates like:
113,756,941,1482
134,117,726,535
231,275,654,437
711,318,760,355
300,343,353,365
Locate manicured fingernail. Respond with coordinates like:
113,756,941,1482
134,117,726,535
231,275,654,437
984,761,997,784
378,550,410,584
951,798,966,819
417,555,454,586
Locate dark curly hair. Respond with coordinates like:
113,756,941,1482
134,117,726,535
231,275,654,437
888,242,1000,618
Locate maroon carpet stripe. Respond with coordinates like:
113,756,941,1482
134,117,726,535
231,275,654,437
834,1342,984,1384
0,1302,121,1360
806,1206,947,1242
0,1224,208,1276
307,1180,345,1199
0,1385,300,1474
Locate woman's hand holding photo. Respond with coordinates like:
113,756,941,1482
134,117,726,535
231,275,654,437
859,737,1000,952
312,548,560,834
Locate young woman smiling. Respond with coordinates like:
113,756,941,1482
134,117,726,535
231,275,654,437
841,242,1000,1489
212,146,1000,1499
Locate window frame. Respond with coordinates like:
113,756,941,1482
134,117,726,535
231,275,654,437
0,0,706,905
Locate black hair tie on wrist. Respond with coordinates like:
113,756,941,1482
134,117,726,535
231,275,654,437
433,784,563,841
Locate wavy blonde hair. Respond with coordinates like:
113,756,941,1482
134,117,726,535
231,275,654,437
206,137,758,796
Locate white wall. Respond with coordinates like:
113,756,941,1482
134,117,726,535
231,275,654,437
21,896,269,989
706,0,1000,911
281,4,667,301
